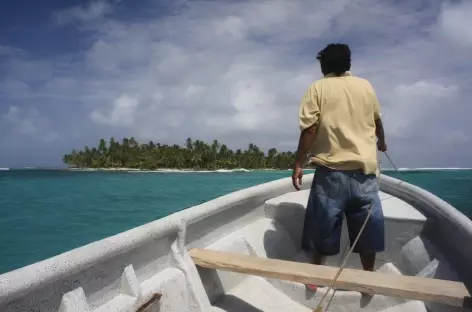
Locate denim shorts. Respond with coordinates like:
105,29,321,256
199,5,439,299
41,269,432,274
301,166,385,256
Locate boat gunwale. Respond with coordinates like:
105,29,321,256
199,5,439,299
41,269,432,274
380,174,472,243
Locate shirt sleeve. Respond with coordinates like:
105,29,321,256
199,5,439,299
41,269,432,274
298,84,320,131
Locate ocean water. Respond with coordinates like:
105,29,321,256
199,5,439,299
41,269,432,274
0,169,471,274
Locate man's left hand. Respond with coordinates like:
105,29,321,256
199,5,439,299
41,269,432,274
292,165,303,191
377,141,387,152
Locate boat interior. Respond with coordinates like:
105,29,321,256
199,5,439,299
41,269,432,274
192,189,460,312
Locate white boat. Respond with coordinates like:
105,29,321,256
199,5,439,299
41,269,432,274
1,174,471,312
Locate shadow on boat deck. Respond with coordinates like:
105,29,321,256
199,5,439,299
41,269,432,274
214,294,264,312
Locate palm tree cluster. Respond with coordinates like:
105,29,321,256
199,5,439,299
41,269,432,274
62,137,296,170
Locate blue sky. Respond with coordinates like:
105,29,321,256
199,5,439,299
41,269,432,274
1,0,472,168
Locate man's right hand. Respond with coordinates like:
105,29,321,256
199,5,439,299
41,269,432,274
292,165,304,191
377,141,387,152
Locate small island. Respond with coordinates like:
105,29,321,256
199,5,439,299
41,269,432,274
62,137,297,170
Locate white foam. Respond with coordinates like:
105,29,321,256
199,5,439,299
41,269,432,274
138,168,251,173
0,168,9,171
67,168,252,173
214,168,250,173
395,168,472,171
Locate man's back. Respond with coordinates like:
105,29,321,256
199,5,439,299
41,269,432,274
293,44,387,288
299,71,381,175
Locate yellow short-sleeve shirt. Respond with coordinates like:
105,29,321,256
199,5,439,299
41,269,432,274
298,71,381,175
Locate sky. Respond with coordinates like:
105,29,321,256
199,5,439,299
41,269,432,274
1,0,471,168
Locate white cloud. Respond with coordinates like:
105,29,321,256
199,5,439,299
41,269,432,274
2,106,58,142
90,94,139,127
53,1,115,25
437,1,472,46
0,79,30,95
4,106,20,120
1,0,472,167
395,81,458,98
4,106,40,135
43,77,78,92
383,81,459,137
0,45,25,57
212,16,247,40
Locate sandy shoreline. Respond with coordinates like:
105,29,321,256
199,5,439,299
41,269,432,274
3,167,472,172
66,167,256,173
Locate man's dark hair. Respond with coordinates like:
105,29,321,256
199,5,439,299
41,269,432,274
316,43,351,76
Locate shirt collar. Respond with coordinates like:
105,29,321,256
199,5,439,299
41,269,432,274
324,71,353,78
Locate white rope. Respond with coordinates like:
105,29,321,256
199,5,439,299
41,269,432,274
313,152,383,312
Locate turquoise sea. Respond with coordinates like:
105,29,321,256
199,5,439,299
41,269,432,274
1,169,471,274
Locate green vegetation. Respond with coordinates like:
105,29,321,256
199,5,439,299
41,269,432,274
62,137,296,170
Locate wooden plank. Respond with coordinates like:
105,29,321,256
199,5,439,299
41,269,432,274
190,248,472,308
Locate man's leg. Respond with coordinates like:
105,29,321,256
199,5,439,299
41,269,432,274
301,167,347,290
305,250,327,291
346,173,385,272
359,251,376,271
312,250,326,265
360,252,377,297
303,248,326,266
346,173,384,297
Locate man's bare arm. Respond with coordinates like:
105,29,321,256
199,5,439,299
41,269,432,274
375,118,387,152
295,125,317,167
292,125,317,190
293,84,319,190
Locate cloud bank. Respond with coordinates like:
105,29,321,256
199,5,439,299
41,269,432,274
1,0,471,168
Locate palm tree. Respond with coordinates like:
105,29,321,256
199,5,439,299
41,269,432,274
186,138,193,151
62,137,297,170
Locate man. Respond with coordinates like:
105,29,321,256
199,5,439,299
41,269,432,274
292,43,387,291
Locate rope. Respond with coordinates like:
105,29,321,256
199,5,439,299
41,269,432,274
384,152,407,183
313,151,385,312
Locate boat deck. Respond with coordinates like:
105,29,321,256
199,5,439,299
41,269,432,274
199,190,433,312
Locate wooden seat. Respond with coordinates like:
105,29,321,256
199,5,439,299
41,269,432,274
190,248,471,308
